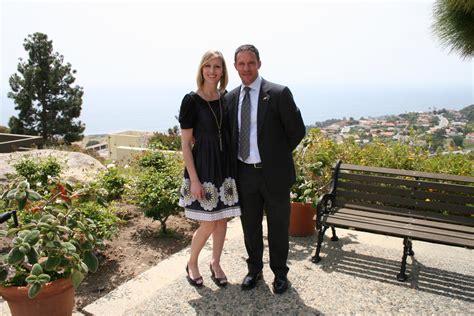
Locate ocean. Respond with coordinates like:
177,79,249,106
1,83,472,135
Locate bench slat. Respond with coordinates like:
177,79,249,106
324,216,474,248
326,215,473,245
336,190,474,216
337,202,474,226
339,173,474,195
337,181,474,205
339,164,474,183
331,209,474,239
334,208,474,234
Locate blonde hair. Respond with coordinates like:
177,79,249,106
196,50,228,93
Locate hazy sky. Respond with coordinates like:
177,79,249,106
1,0,473,134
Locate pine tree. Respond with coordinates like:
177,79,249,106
8,32,85,144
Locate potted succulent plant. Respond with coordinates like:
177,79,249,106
0,180,101,316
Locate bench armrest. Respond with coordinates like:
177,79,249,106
316,193,335,230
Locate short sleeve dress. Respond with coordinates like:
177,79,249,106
178,92,241,221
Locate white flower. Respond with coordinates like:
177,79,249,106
219,178,238,206
199,182,218,211
179,178,195,206
107,163,116,169
290,192,298,200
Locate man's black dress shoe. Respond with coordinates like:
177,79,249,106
272,276,289,294
241,271,262,290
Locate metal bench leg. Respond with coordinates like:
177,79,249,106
312,226,329,263
397,237,411,282
330,226,339,241
408,240,414,256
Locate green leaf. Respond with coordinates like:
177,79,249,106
28,283,42,299
86,233,94,241
57,226,71,233
77,222,86,230
6,189,18,200
17,181,29,191
0,230,7,238
83,251,98,273
14,190,27,201
45,256,61,270
24,230,40,244
25,275,38,284
37,274,51,283
7,248,25,265
71,271,84,288
19,244,31,254
61,242,76,253
26,247,39,264
31,263,43,276
80,262,89,274
38,222,52,230
27,190,42,201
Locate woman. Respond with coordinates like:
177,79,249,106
178,50,241,288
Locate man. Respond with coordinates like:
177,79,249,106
225,44,305,294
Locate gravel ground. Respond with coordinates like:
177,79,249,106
119,219,473,315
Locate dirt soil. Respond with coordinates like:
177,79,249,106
74,203,197,311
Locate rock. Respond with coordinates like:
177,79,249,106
0,149,106,184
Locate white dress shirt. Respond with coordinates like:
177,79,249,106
238,76,262,163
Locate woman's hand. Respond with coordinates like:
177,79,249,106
191,180,204,201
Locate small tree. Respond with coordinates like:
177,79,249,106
8,32,85,144
432,0,474,59
135,150,182,234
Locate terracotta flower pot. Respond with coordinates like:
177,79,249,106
289,202,316,237
0,278,74,316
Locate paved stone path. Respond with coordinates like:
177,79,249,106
82,218,473,315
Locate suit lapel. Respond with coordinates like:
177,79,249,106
257,79,270,137
230,89,239,143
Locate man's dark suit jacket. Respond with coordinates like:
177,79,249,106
225,78,306,193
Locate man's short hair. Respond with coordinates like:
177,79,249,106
234,44,260,62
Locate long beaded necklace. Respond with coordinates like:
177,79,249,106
205,92,223,151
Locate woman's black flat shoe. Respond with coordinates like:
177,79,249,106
186,265,203,287
210,264,228,287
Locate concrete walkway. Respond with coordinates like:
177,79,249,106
2,217,473,315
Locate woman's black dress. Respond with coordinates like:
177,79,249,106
178,92,241,221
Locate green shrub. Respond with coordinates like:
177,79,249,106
133,150,183,234
138,149,168,170
97,166,127,201
76,201,122,241
13,156,61,188
148,127,181,151
295,129,474,202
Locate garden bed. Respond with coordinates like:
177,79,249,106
74,203,197,310
0,203,197,312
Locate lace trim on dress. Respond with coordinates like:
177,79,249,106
179,178,239,209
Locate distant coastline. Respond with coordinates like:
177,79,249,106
2,84,472,136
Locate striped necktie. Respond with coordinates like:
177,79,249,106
239,86,251,160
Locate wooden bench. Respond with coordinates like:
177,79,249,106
312,160,474,281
